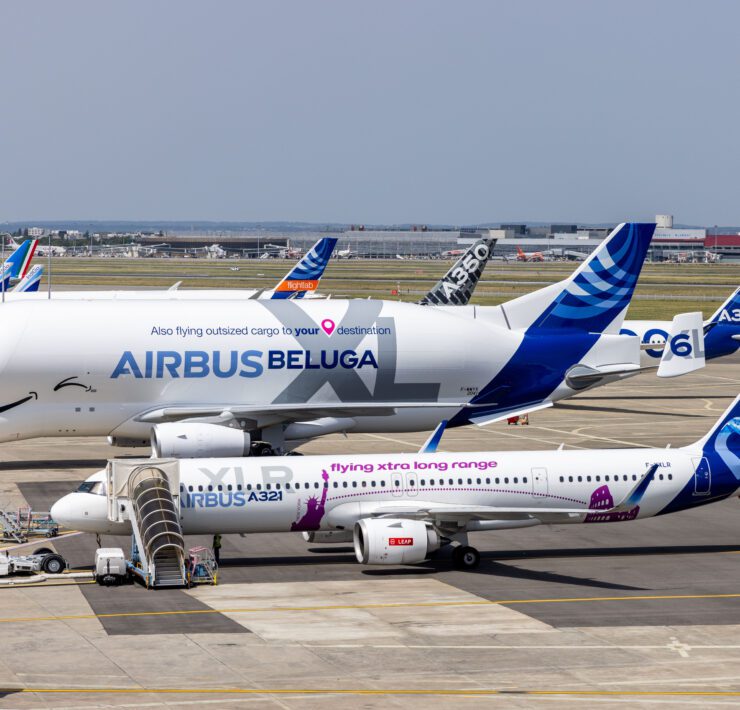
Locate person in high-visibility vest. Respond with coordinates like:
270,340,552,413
212,534,222,564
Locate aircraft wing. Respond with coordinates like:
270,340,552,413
136,401,480,426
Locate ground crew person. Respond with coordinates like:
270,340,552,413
212,534,222,564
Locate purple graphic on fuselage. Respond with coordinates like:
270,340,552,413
584,485,639,523
291,470,330,531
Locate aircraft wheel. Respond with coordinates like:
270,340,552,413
250,442,274,457
453,546,480,570
41,554,67,574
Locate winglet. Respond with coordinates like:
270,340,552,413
419,420,447,453
607,463,658,513
657,312,705,378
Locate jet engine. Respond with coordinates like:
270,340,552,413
151,423,250,458
302,530,354,544
353,518,439,565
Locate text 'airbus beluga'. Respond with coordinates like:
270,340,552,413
0,223,654,455
50,396,740,570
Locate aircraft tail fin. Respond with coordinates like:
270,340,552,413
656,312,705,378
4,239,37,279
270,237,338,300
706,287,740,325
13,264,43,292
419,238,495,306
688,395,740,479
501,223,655,334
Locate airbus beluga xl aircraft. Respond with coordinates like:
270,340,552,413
0,223,656,455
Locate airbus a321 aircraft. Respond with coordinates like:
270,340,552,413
0,223,657,456
51,395,740,569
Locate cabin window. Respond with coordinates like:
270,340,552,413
632,475,637,481
207,485,213,492
256,484,262,491
188,485,193,492
409,480,415,487
237,484,243,491
659,473,664,480
504,478,509,484
352,481,357,488
485,478,490,484
577,476,582,482
513,477,518,484
333,482,338,488
568,476,573,482
394,480,400,487
314,482,319,489
495,478,500,485
227,484,233,491
476,478,481,485
668,473,673,480
381,480,386,487
323,481,329,489
198,485,203,492
361,481,367,488
217,484,223,491
595,476,600,482
371,481,376,487
458,478,463,485
586,476,591,483
467,478,472,485
420,480,425,486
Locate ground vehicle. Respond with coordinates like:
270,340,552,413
94,548,128,585
0,550,67,576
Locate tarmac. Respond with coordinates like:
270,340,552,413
0,359,738,707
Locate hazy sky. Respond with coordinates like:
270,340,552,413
2,1,739,225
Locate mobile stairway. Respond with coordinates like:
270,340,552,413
106,459,186,588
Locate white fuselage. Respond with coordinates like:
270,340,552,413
51,445,719,537
0,298,634,444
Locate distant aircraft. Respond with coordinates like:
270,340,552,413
13,264,43,293
419,238,495,306
51,394,740,571
622,287,740,366
336,245,354,259
2,239,37,284
516,246,545,262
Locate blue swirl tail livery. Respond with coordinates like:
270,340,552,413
271,237,338,299
501,223,656,334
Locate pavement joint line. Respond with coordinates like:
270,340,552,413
12,688,740,696
2,591,740,623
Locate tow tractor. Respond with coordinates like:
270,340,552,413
0,549,67,576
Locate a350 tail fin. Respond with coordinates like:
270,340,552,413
419,238,495,306
689,395,740,481
13,264,43,293
270,237,338,300
706,287,740,325
4,238,38,279
501,223,656,334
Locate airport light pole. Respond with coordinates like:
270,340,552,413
47,234,52,300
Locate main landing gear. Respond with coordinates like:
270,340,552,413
452,545,480,570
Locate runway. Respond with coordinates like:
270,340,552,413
0,360,738,706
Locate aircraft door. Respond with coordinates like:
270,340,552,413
531,467,548,497
692,457,711,496
405,472,418,497
391,473,403,497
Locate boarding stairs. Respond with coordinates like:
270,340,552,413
0,508,26,543
107,460,186,588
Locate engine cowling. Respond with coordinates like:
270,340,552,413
151,423,250,458
302,530,354,544
353,518,439,565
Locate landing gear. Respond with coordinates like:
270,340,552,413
250,442,275,457
452,545,480,570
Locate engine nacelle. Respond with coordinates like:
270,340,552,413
302,530,354,544
353,518,439,565
151,423,251,458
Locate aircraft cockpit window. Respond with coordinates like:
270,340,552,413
77,481,105,495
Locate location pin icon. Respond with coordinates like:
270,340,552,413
321,319,336,336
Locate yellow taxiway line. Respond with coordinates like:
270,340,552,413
9,688,740,697
0,591,738,625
